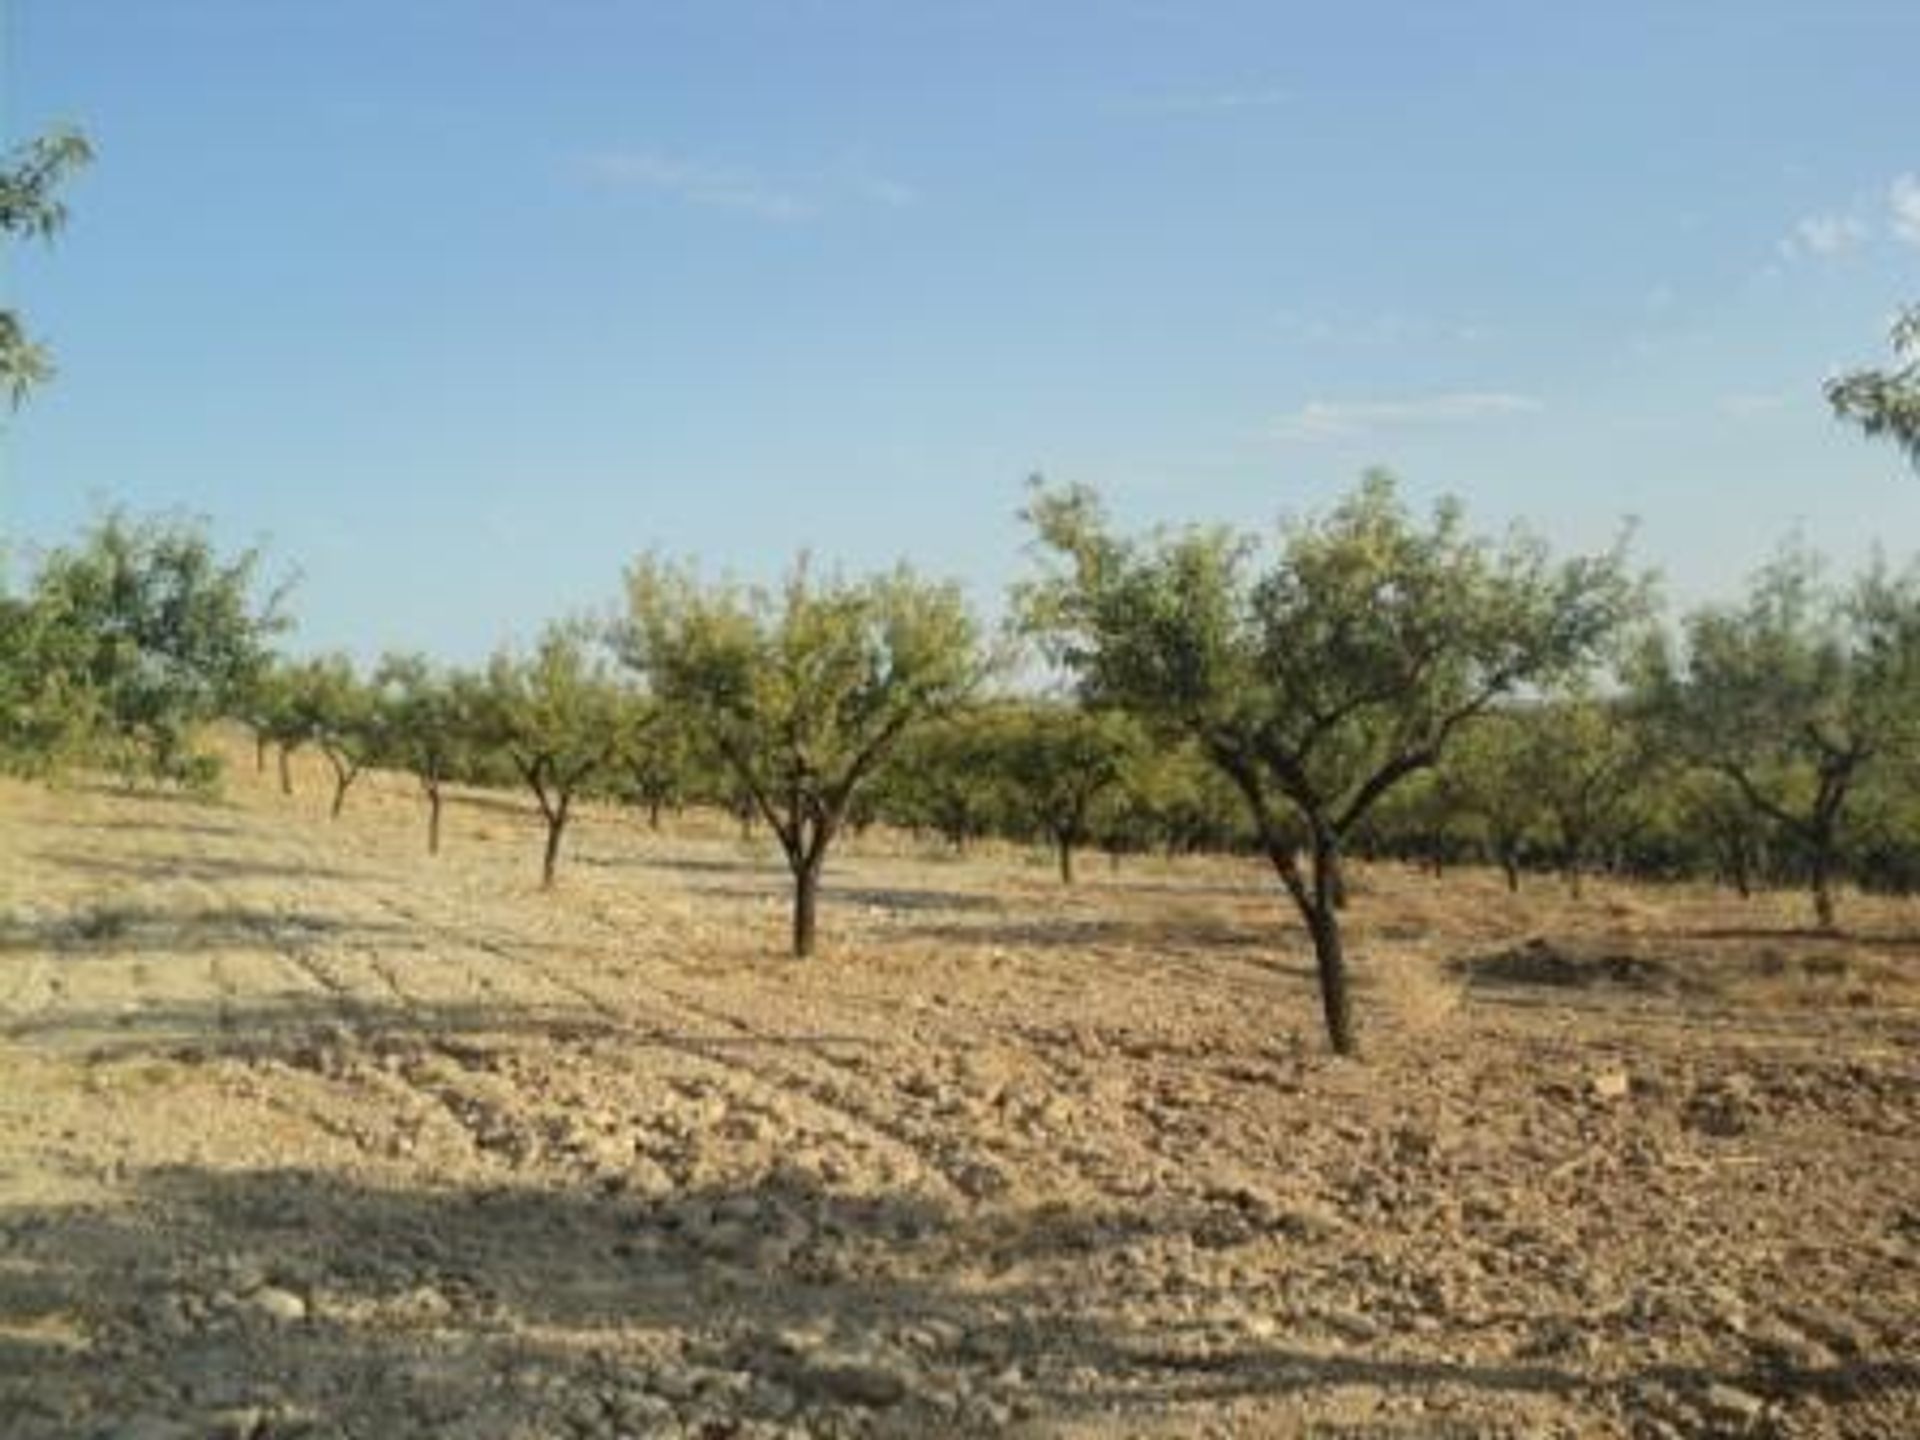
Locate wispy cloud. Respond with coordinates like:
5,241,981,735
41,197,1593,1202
578,149,920,222
1273,309,1493,348
1776,174,1920,260
579,150,817,222
1892,174,1920,250
1269,392,1541,443
1131,85,1291,116
1779,211,1869,260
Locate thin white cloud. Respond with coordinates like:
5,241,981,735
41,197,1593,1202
1779,211,1869,260
1132,86,1291,115
1891,174,1920,249
579,150,816,222
1273,309,1493,348
845,170,917,209
1269,392,1541,443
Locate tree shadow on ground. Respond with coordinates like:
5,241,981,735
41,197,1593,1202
2,1164,1912,1439
4,997,623,1063
52,816,253,840
1448,939,1703,995
31,849,371,886
0,903,410,959
1641,923,1920,952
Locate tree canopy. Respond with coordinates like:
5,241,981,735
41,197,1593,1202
1021,469,1642,1053
622,554,982,956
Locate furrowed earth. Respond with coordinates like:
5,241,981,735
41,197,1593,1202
1,755,1916,1439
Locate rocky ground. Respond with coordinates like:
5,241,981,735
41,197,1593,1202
1,757,1916,1439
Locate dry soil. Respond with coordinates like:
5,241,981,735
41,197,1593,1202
1,755,1916,1439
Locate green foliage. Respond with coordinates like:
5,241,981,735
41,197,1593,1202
998,702,1145,882
1438,696,1657,894
1022,469,1641,1051
1637,544,1920,925
477,623,628,886
1,128,92,403
374,653,477,788
622,554,982,953
1827,305,1920,472
872,706,1019,851
5,512,280,785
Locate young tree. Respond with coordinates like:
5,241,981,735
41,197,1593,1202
1827,305,1920,472
1437,710,1546,892
1001,702,1144,884
1021,471,1638,1055
1527,696,1657,897
1,128,91,404
376,653,475,855
19,512,281,786
619,693,691,832
479,624,625,888
1640,546,1920,929
876,706,1016,854
622,556,982,957
278,655,384,819
249,660,314,797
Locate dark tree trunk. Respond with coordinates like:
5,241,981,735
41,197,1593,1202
1264,828,1357,1058
254,733,268,773
277,745,294,796
1326,850,1349,910
1057,834,1076,886
427,785,443,856
328,761,357,819
1304,900,1356,1057
1500,851,1521,894
793,857,822,957
1811,845,1837,931
647,798,662,831
542,801,569,889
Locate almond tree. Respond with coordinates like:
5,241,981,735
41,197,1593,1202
622,556,982,957
376,653,478,855
479,624,625,888
1022,470,1639,1055
876,707,1017,854
1437,710,1545,892
20,511,280,786
1001,702,1144,884
287,655,382,819
1639,545,1920,929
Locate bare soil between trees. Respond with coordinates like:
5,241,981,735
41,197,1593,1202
2,757,1917,1439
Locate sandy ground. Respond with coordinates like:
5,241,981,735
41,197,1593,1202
1,753,1917,1439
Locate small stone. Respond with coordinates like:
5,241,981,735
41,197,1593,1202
1589,1069,1632,1102
801,1358,912,1408
105,1417,195,1440
243,1286,308,1325
649,1366,705,1403
1702,1381,1768,1425
208,1407,268,1440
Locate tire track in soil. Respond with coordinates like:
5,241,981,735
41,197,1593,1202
331,870,1028,1201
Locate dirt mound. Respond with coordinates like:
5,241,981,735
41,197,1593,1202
1453,935,1692,992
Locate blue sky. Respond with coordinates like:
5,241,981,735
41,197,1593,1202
2,0,1917,662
